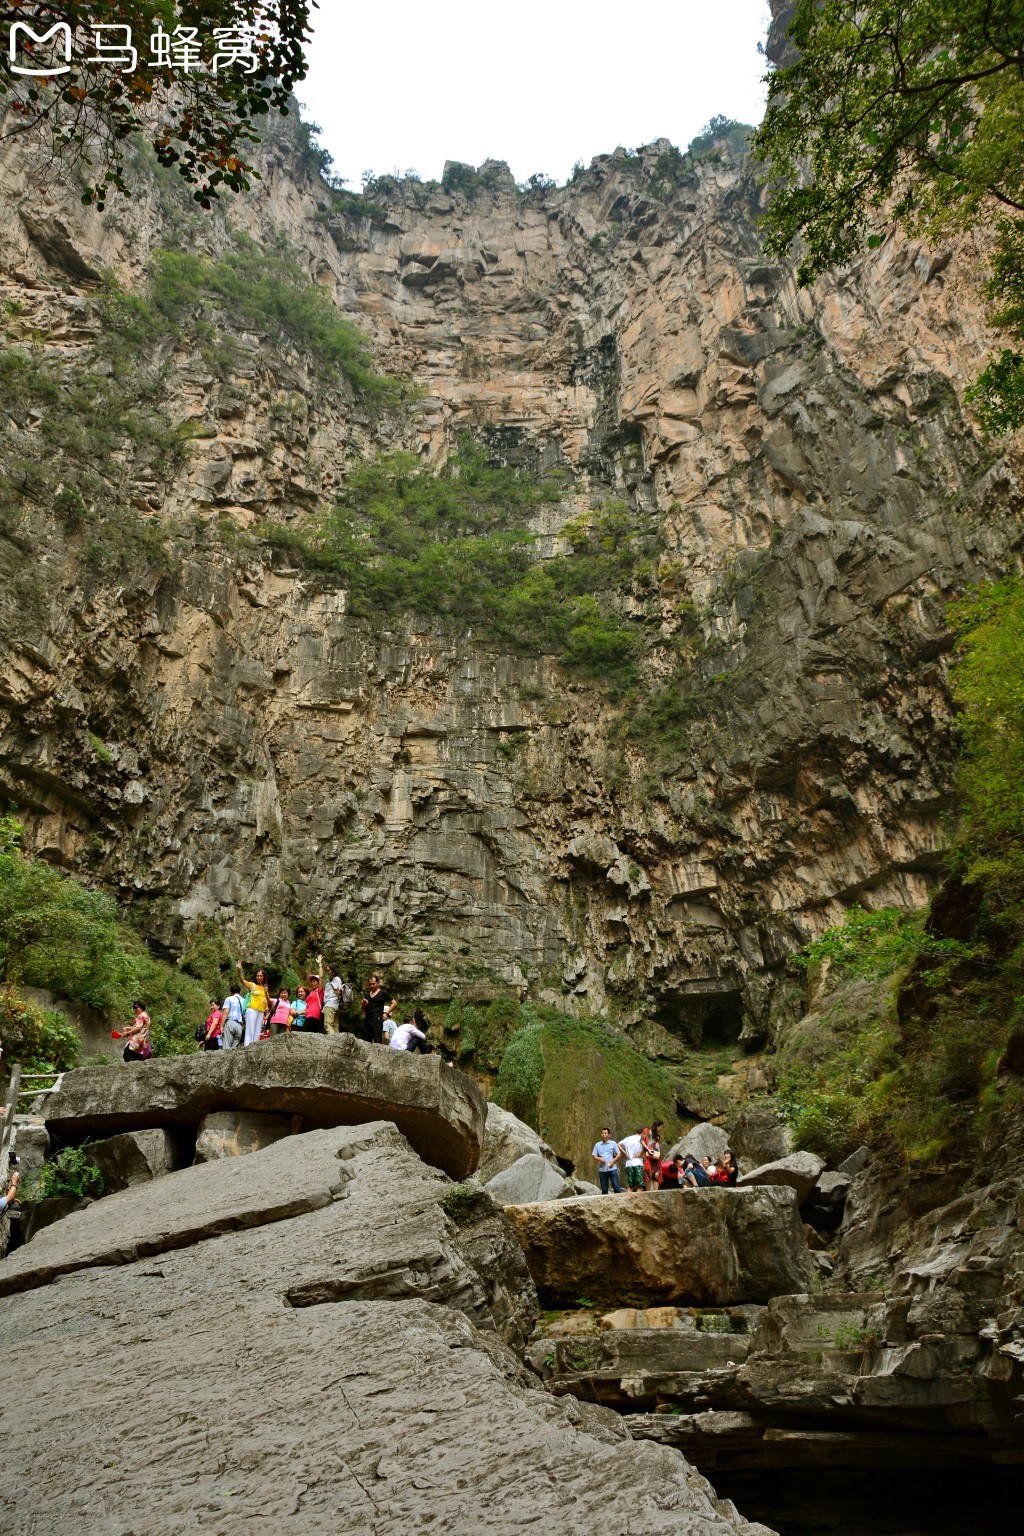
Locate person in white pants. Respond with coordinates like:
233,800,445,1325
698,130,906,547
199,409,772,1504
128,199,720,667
236,961,270,1046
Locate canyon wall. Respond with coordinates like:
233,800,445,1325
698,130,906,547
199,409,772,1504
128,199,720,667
0,113,1021,1054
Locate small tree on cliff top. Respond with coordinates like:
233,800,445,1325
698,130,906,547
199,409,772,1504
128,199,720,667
752,0,1024,433
0,2,314,208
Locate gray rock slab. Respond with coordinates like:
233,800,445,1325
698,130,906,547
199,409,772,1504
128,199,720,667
43,1032,485,1180
11,1119,49,1172
0,1287,770,1536
485,1151,573,1206
739,1152,825,1203
729,1101,793,1169
0,1136,774,1536
477,1100,562,1183
85,1127,181,1191
811,1170,853,1209
837,1145,870,1177
193,1108,294,1162
0,1121,536,1349
505,1187,815,1307
668,1122,732,1165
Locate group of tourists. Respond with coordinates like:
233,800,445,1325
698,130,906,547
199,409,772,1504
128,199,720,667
591,1125,739,1194
120,962,434,1063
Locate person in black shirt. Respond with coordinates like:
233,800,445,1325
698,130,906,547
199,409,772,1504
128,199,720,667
361,974,393,1044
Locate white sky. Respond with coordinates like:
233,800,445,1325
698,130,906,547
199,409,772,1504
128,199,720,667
299,0,772,189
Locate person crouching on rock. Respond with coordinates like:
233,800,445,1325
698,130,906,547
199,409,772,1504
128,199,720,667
681,1156,712,1188
389,1017,432,1054
591,1128,622,1194
236,962,270,1046
618,1128,647,1192
710,1150,738,1186
122,1001,152,1063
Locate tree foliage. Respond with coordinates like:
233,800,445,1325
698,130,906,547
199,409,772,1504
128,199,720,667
949,577,1024,896
0,815,207,1054
0,2,313,208
753,0,1024,431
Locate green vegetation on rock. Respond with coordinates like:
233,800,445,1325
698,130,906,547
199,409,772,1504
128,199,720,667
492,1004,682,1174
753,0,1024,431
148,236,399,403
0,816,206,1058
27,1144,104,1202
261,438,648,688
775,580,1024,1164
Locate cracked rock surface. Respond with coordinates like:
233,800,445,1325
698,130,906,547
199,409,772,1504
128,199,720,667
0,1121,777,1536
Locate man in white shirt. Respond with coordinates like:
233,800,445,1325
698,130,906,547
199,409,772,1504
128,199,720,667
389,1018,431,1055
220,985,245,1050
618,1129,646,1192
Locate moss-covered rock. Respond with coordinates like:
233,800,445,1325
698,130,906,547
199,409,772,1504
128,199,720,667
493,1006,682,1177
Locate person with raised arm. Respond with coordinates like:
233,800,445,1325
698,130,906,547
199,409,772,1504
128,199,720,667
236,960,270,1047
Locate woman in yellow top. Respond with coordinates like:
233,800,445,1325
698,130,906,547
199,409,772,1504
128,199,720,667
236,960,271,1047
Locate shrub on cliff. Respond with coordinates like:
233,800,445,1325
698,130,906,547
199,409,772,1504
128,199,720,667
776,579,1024,1164
0,989,80,1076
0,816,206,1058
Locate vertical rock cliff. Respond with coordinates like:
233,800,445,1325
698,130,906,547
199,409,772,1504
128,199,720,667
0,111,1020,1051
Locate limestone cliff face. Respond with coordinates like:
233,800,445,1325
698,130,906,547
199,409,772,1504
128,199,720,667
0,116,1021,1049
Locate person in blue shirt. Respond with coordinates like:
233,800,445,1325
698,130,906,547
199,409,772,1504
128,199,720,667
591,1127,622,1194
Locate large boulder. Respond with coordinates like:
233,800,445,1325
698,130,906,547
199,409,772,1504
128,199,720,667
485,1152,573,1207
193,1109,295,1163
729,1101,793,1169
477,1100,562,1183
43,1033,485,1180
738,1152,825,1204
11,1119,50,1172
505,1187,815,1308
0,1122,776,1536
0,1122,534,1343
668,1121,731,1165
85,1128,181,1191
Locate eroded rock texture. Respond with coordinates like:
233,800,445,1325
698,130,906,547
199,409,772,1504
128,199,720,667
0,1122,776,1536
0,113,1021,1051
43,1033,486,1180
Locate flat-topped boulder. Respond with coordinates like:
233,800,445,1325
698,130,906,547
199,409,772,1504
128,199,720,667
43,1034,485,1181
505,1187,815,1308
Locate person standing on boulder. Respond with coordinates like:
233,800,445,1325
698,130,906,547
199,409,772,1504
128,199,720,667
618,1128,646,1193
221,984,245,1051
641,1122,663,1190
322,963,344,1035
121,1001,152,1064
591,1128,622,1194
236,962,270,1047
361,974,393,1045
304,963,324,1033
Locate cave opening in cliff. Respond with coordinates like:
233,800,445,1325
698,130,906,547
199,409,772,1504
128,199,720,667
700,995,745,1046
661,990,747,1048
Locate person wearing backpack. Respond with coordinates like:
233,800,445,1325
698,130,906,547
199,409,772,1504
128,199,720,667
221,984,245,1050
